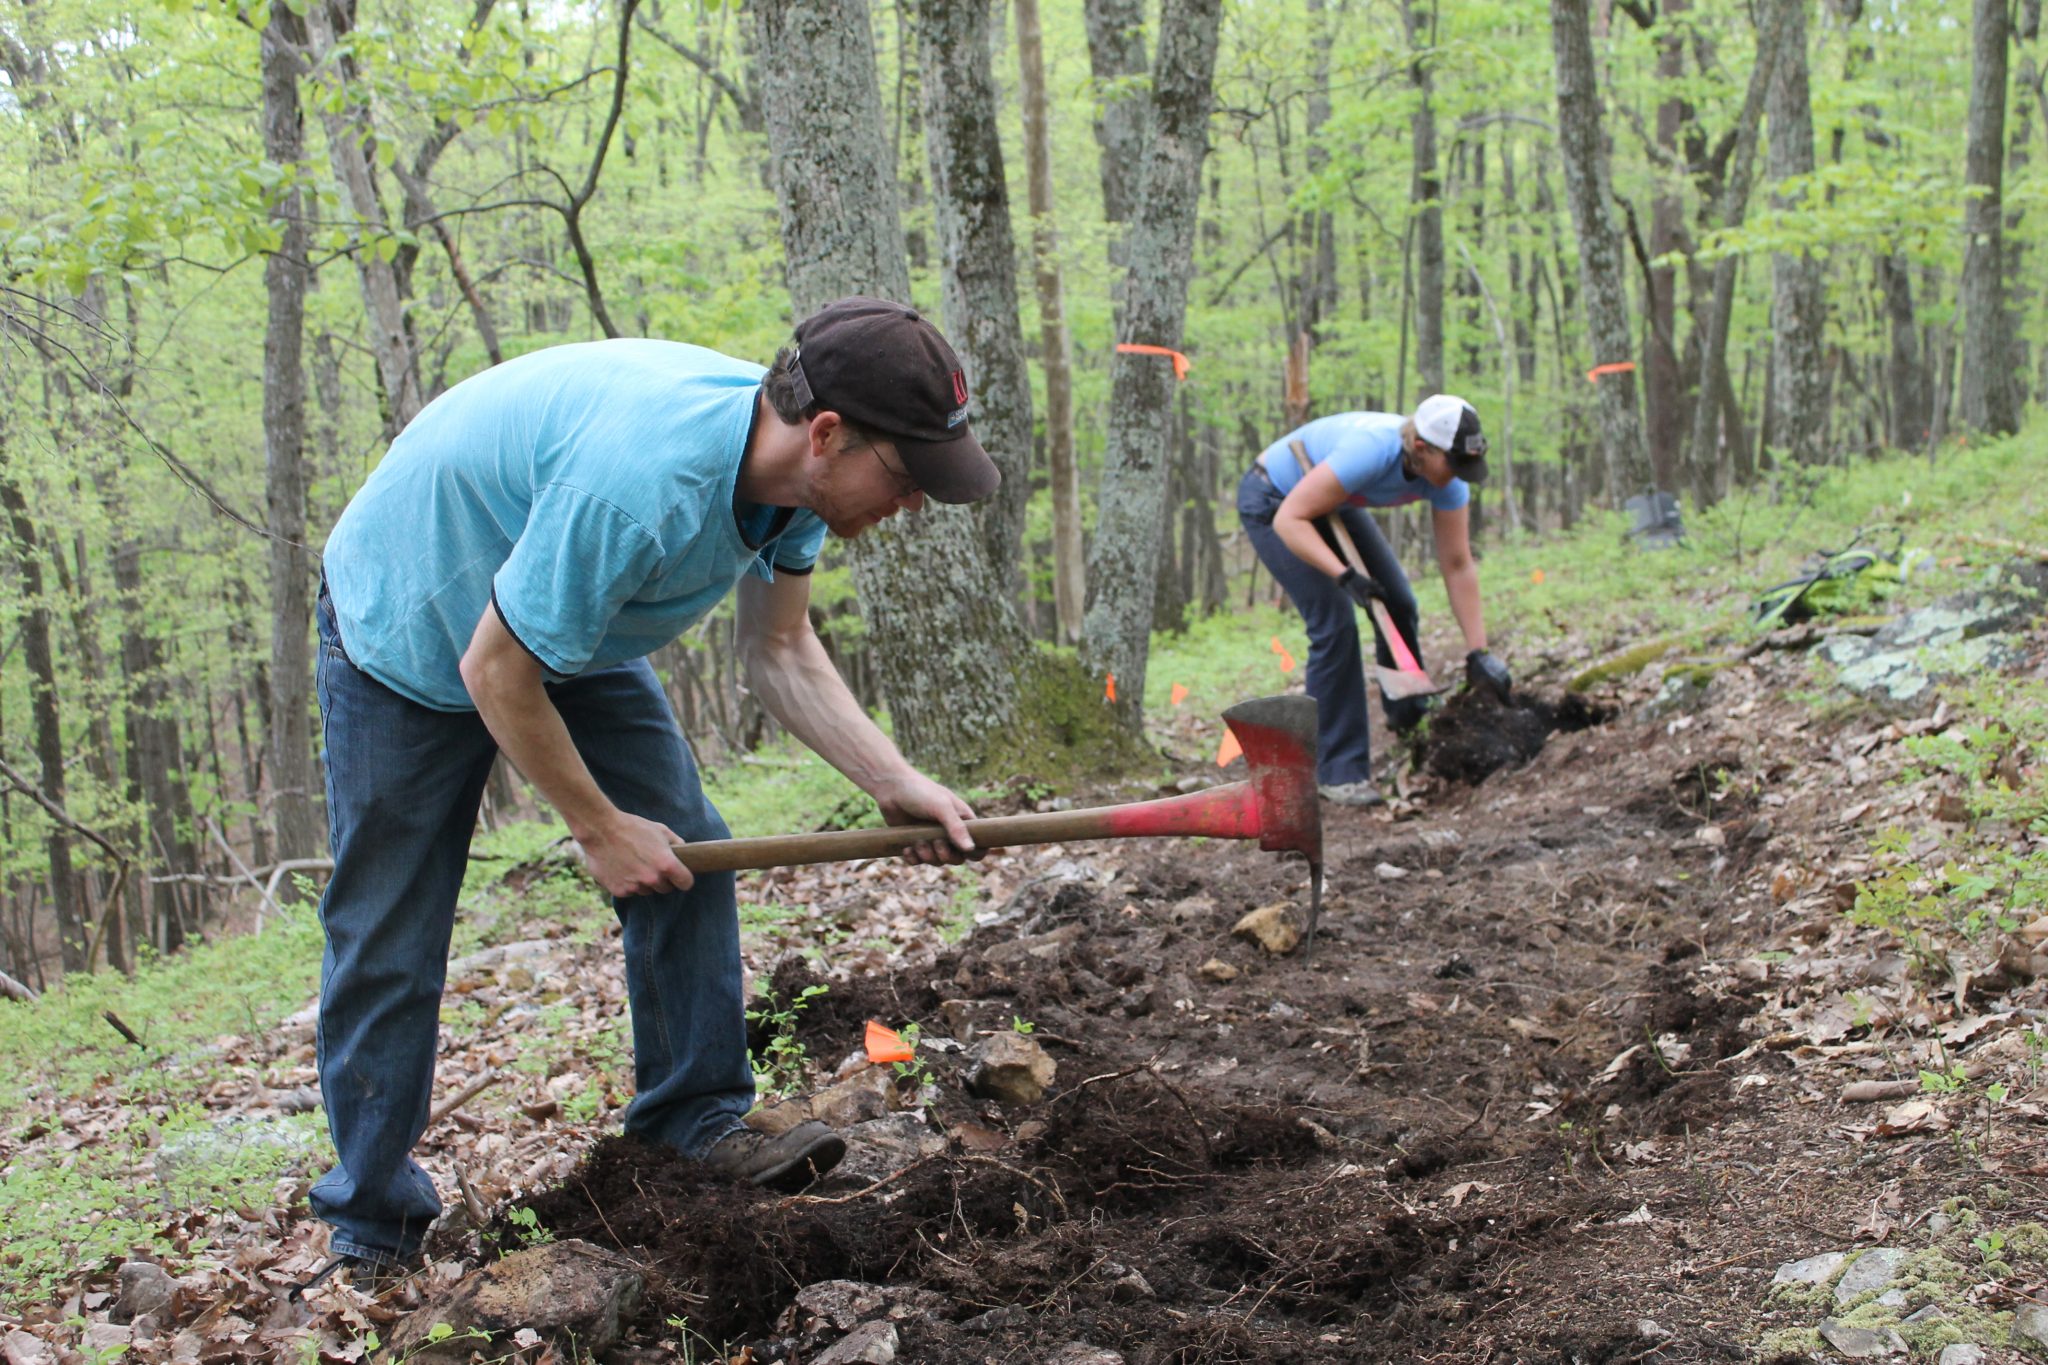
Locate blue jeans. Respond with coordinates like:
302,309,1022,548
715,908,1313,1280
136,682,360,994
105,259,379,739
1236,468,1428,786
308,584,752,1263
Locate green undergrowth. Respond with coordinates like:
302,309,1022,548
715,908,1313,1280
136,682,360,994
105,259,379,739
1850,671,2048,999
1453,428,2044,664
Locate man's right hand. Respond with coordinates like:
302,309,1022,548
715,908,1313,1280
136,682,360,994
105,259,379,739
575,812,694,897
1336,568,1384,610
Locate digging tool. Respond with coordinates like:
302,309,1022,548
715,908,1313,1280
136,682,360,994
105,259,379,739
1286,440,1445,702
674,695,1331,954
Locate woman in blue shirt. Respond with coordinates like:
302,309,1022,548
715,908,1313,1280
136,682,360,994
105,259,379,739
1236,395,1511,806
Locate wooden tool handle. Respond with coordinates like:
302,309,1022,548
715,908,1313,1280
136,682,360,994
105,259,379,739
675,807,1126,874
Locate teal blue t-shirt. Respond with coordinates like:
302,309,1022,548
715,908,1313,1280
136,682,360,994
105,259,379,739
322,339,827,711
1256,411,1470,512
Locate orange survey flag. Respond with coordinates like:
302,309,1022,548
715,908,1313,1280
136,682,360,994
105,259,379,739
1169,683,1189,706
865,1020,914,1065
1104,672,1118,702
1115,343,1191,381
1216,729,1244,767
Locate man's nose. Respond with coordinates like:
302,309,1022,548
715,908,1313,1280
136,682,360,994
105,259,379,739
899,489,927,513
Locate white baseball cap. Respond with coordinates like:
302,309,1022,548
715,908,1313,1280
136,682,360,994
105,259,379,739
1414,394,1488,483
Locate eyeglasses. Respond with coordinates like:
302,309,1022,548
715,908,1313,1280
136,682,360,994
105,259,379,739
872,445,920,497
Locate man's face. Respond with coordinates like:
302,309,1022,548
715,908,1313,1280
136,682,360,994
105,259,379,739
813,419,926,537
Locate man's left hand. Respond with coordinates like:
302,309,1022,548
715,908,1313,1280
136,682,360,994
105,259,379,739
873,772,981,866
1466,649,1513,704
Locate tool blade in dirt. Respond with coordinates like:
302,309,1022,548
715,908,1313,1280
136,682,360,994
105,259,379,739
1366,598,1446,700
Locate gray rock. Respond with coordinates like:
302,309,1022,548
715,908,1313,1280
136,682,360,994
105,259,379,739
1937,1346,1985,1365
114,1261,177,1322
1875,1289,1908,1309
961,1306,1031,1333
385,1239,641,1361
781,1280,949,1345
814,1321,898,1365
1818,1319,1907,1358
1772,1252,1848,1287
966,1033,1057,1105
1100,1262,1154,1301
984,924,1084,968
1904,1305,1948,1325
833,1114,947,1185
1927,1211,1955,1237
788,1280,890,1336
1814,568,2048,706
1836,1248,1910,1304
1,1331,52,1365
801,1069,896,1131
1045,1347,1125,1365
2013,1303,2048,1351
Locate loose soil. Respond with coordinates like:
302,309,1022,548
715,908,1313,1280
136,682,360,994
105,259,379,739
512,663,2048,1363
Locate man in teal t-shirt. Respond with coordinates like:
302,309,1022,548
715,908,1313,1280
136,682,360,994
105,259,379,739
305,299,1001,1288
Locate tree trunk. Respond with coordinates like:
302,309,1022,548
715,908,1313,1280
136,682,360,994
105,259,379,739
1082,0,1149,228
262,6,323,862
1296,0,1338,349
1080,0,1222,731
1406,0,1445,396
1645,0,1690,491
1550,0,1652,499
1014,0,1084,643
1878,251,1929,448
915,0,1032,582
1765,0,1828,462
305,0,425,436
1961,0,2020,434
0,455,82,974
755,0,1037,780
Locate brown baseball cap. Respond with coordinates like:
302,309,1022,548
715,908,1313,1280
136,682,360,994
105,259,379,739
784,297,1002,504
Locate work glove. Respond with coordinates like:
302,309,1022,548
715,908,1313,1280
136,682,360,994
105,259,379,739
1466,649,1513,704
1336,568,1384,610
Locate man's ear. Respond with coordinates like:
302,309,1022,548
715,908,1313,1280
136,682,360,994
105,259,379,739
808,410,858,456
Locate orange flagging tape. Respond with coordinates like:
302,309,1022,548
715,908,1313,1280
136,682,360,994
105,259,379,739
865,1020,914,1065
1278,647,1296,673
1531,568,1546,585
1216,730,1244,767
1116,343,1191,381
1169,683,1188,707
1104,672,1117,702
1270,636,1284,653
1586,361,1637,383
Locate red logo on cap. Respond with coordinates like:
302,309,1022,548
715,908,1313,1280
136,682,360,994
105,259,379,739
952,370,969,406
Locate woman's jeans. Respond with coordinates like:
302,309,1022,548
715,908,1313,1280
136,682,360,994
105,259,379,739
308,585,752,1263
1236,468,1429,786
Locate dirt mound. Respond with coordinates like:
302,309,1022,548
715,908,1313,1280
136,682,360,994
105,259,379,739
1417,688,1608,783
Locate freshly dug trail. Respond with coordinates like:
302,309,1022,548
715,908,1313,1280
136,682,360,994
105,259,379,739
509,682,1884,1363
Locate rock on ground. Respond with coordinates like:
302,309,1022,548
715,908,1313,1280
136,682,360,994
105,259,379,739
1771,1251,1848,1287
384,1239,641,1361
966,1033,1056,1105
1835,1247,1909,1304
114,1260,177,1322
812,1320,898,1365
1232,902,1300,955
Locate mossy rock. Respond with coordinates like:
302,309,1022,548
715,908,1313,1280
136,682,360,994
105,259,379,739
1568,631,1705,692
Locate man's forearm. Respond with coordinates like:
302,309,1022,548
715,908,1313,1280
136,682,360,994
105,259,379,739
465,653,618,839
742,628,915,795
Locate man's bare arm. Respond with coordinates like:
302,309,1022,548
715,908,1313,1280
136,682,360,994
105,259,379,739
735,573,975,864
459,602,693,895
